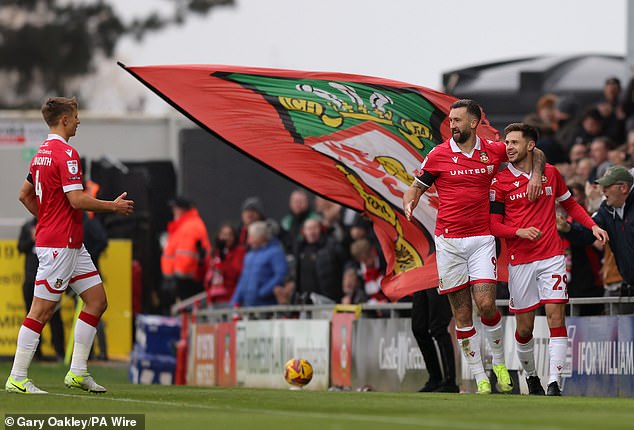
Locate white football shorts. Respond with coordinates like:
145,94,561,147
508,254,568,313
434,234,497,294
34,245,102,302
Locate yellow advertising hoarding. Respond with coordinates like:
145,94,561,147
0,239,132,359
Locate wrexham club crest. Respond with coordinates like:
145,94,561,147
214,72,447,157
479,151,489,163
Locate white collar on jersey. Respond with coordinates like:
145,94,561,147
449,135,481,158
47,133,69,145
507,162,533,179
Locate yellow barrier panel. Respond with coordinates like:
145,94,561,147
0,239,132,359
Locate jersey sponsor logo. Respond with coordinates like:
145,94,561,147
65,149,73,157
67,160,78,174
489,189,496,201
479,151,489,163
510,189,545,201
449,167,487,176
452,156,458,163
513,181,520,188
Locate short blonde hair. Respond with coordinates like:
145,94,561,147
41,97,77,127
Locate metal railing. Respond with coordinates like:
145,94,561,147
171,290,634,321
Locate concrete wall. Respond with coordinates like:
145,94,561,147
0,111,192,238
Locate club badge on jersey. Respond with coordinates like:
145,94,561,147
479,151,489,163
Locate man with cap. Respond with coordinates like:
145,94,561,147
161,196,211,306
560,166,634,312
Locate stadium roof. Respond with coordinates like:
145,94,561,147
442,54,628,129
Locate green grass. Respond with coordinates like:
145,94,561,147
1,362,634,430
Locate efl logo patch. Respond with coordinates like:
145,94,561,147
67,160,78,174
489,189,496,201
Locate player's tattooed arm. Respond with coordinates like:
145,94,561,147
527,148,546,201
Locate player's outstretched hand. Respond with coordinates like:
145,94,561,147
516,227,542,241
403,187,422,221
591,225,609,246
113,192,134,216
404,199,417,221
526,175,541,202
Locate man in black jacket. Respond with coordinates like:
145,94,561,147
560,166,634,313
294,218,344,304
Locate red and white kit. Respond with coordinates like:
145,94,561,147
28,134,101,301
416,137,506,293
490,164,596,312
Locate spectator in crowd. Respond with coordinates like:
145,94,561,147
160,197,211,306
560,166,634,314
588,137,613,183
349,238,387,304
556,183,603,316
17,218,65,361
554,97,580,152
569,142,589,166
293,218,345,304
596,77,626,144
571,107,604,147
574,158,593,184
237,197,266,247
622,70,634,131
314,196,347,245
230,221,288,307
626,129,634,168
279,189,319,255
340,266,368,305
524,94,566,164
608,144,627,167
557,142,589,181
205,222,246,305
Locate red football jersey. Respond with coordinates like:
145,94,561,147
416,137,506,237
489,164,570,265
28,134,84,248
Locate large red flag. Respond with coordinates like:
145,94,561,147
120,64,498,300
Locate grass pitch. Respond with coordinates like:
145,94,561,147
1,362,633,430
